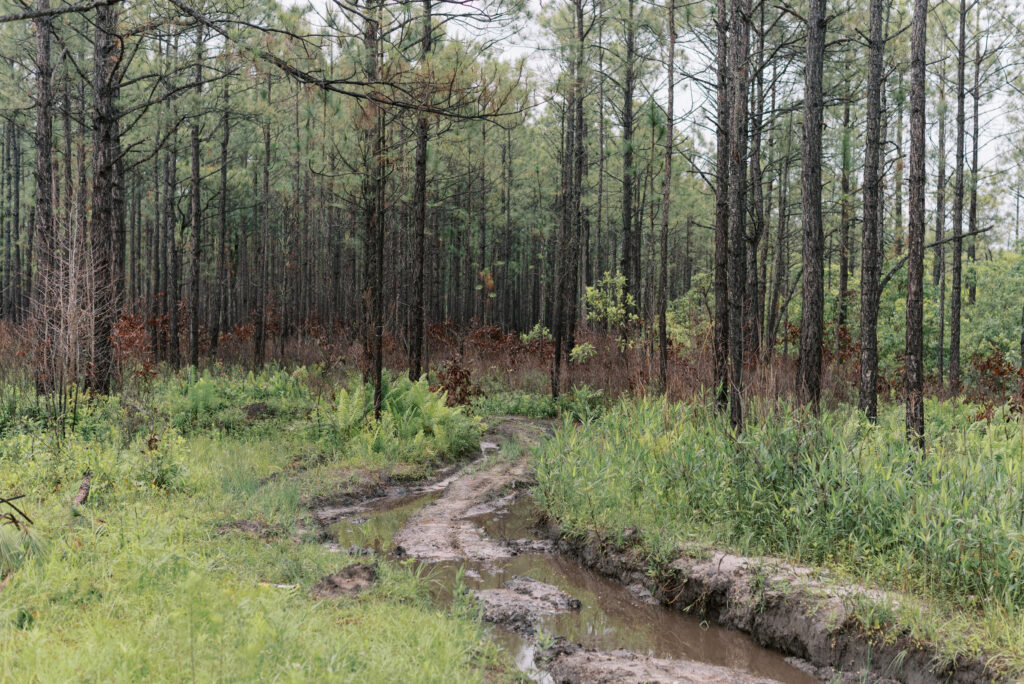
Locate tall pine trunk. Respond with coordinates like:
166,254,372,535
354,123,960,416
858,0,885,420
798,0,826,407
905,0,927,448
713,0,730,408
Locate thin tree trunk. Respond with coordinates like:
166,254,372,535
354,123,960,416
188,30,203,369
836,100,852,359
935,61,947,382
858,0,885,420
409,0,432,380
949,0,967,393
967,29,980,306
621,0,638,308
212,80,229,357
32,0,54,389
89,1,125,393
659,0,675,392
713,0,730,408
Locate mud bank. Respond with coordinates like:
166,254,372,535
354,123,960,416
545,524,1002,683
538,637,781,684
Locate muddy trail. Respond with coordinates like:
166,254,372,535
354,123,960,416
315,417,818,683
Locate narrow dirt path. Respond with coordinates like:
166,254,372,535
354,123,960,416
383,417,811,684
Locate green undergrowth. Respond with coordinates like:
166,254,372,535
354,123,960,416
532,397,1024,674
470,385,606,422
0,369,505,682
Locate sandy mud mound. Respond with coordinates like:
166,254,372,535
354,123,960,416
538,638,782,684
312,563,378,598
472,576,581,633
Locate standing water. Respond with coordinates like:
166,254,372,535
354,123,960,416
328,440,818,683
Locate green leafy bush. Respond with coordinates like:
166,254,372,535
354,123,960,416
555,385,606,422
520,323,552,344
317,374,482,464
569,343,596,365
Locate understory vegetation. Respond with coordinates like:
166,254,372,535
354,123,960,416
0,368,504,682
533,397,1024,673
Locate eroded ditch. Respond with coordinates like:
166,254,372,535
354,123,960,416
317,419,818,684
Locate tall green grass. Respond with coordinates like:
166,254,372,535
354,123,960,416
533,397,1024,667
0,369,503,682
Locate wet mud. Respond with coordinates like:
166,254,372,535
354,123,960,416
312,563,378,598
317,417,816,683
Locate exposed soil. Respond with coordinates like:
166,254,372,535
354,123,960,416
312,563,378,598
472,577,581,634
546,526,1004,683
391,456,534,561
538,638,783,684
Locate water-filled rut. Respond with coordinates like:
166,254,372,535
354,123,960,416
325,418,818,683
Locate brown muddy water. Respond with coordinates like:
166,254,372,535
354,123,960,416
329,468,818,683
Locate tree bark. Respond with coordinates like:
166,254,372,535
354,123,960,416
727,0,749,429
906,0,927,448
949,0,967,393
934,61,947,383
620,0,638,309
713,0,730,409
659,0,675,392
858,0,884,420
88,1,125,393
409,0,432,381
798,0,825,408
211,79,230,357
188,30,204,369
32,0,54,389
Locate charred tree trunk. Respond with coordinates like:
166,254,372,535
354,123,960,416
727,0,749,429
905,0,927,448
32,0,54,389
658,0,675,392
88,2,125,393
409,0,432,381
858,0,885,420
798,0,825,408
713,0,730,408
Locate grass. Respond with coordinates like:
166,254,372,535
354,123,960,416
532,396,1024,674
0,368,509,683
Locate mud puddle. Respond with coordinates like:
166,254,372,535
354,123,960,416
326,433,817,683
329,490,442,553
428,496,817,683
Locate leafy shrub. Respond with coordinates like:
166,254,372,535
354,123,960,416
585,272,638,333
318,374,482,464
555,385,606,422
569,343,596,365
520,323,552,345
